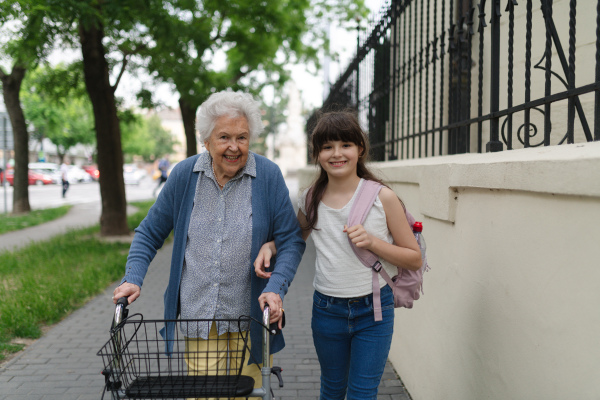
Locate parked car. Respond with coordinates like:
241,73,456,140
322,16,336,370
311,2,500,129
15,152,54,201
67,165,93,183
123,164,146,185
82,165,100,181
4,169,55,186
28,162,61,184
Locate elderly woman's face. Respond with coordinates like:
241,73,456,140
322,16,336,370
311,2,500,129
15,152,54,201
205,115,250,181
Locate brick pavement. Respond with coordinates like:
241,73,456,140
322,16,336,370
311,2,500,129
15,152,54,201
0,180,413,399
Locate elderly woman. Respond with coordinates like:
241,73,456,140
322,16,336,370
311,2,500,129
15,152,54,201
112,90,305,391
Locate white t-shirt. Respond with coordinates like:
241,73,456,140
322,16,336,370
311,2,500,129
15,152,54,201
60,164,69,181
299,179,398,298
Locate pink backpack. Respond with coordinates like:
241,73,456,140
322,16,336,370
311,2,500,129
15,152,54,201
347,180,430,321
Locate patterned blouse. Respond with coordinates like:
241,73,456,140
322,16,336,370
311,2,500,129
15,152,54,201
179,152,255,338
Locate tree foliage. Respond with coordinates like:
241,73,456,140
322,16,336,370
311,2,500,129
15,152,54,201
1,0,368,225
139,0,368,157
14,0,167,235
0,1,60,214
21,65,95,161
121,113,178,163
252,94,290,157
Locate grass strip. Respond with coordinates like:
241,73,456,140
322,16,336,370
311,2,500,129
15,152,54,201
0,205,72,235
0,199,155,362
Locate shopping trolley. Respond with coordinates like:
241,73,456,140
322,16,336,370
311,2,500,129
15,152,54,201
98,297,284,399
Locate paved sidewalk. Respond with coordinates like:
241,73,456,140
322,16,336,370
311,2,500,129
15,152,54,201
0,182,413,399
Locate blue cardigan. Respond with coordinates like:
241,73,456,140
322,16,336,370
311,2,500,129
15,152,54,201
122,153,306,363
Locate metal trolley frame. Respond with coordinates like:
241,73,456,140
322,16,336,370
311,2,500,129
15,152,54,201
98,298,283,399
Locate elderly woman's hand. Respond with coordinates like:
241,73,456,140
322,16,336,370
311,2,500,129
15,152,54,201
258,292,285,330
254,241,277,279
112,282,141,304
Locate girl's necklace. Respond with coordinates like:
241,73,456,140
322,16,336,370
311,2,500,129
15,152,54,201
212,161,224,188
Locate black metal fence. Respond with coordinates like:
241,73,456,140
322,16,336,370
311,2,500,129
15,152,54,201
309,0,600,161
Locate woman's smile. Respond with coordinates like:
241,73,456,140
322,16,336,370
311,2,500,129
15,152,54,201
223,154,241,162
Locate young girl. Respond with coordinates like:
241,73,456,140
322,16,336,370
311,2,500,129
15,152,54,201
255,111,422,400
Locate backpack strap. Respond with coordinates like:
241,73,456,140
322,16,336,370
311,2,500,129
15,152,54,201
347,180,391,322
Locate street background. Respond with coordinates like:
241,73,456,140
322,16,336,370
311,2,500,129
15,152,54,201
1,175,157,215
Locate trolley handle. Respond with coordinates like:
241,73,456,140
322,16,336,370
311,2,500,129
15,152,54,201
262,306,285,336
112,297,129,331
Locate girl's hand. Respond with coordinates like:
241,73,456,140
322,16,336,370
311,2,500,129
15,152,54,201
254,241,277,279
344,224,374,250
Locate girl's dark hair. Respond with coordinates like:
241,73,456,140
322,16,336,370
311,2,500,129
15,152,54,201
304,111,386,231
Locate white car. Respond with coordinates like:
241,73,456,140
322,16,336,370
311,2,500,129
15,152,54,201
123,164,146,185
67,165,93,183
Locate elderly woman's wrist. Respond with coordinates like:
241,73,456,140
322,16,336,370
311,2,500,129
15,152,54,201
264,283,287,301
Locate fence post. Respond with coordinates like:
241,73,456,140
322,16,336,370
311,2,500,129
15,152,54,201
356,21,361,108
486,0,504,152
3,116,8,214
596,0,600,141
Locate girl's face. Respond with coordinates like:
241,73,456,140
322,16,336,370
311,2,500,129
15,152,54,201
318,140,362,179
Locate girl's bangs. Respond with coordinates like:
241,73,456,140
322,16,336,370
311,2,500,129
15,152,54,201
313,125,364,150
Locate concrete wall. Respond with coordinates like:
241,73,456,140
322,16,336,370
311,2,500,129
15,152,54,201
297,141,600,399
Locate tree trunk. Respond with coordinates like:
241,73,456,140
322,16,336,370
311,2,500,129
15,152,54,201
0,66,31,214
79,23,129,236
179,98,198,157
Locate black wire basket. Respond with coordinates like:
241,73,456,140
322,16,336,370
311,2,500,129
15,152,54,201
97,315,255,399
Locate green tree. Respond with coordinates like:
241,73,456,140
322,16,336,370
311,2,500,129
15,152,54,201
21,65,95,162
76,3,142,236
141,0,368,157
3,0,366,230
7,0,171,235
121,113,177,163
253,94,290,157
0,4,56,214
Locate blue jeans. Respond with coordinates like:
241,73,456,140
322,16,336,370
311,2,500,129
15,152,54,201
311,285,395,400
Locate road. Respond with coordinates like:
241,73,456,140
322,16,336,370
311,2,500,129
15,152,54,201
0,174,158,214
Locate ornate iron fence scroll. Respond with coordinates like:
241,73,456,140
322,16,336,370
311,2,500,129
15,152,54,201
307,0,600,161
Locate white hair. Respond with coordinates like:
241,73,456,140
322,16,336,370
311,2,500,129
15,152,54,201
196,90,264,143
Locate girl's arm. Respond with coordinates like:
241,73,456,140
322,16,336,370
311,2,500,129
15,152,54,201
297,209,312,241
345,187,422,271
254,210,312,279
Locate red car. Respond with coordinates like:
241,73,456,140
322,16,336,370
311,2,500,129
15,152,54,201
82,165,100,181
4,169,55,186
